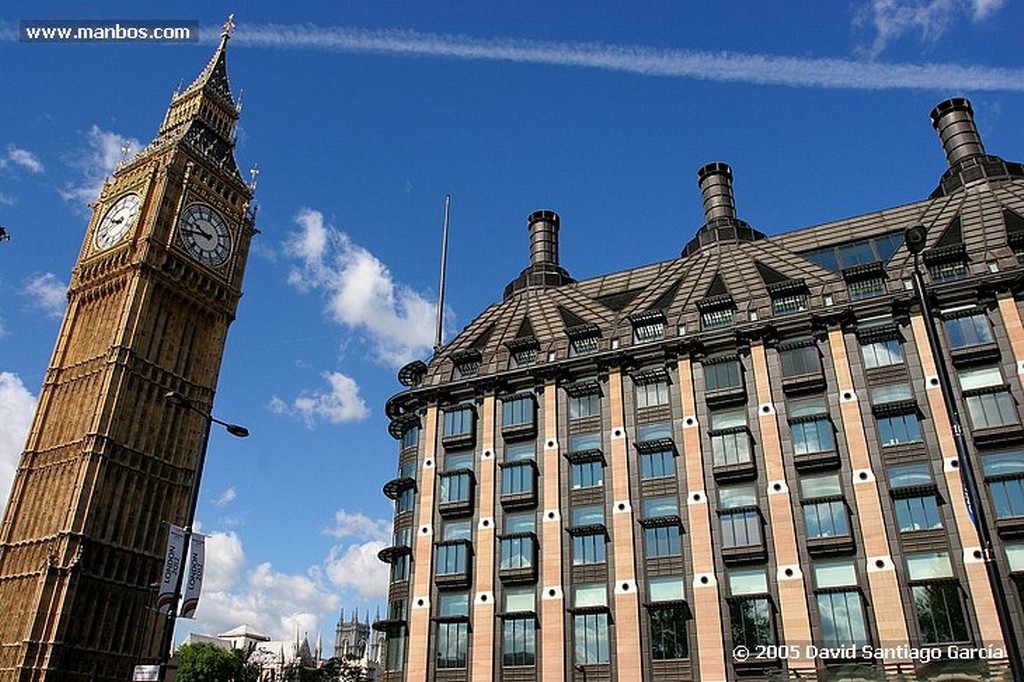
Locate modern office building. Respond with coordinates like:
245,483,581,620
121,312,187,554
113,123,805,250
377,98,1024,681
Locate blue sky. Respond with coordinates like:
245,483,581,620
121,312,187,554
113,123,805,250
1,0,1022,654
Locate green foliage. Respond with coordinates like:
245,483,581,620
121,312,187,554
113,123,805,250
280,656,370,682
176,642,259,682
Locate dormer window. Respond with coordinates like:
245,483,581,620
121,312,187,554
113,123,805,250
767,279,809,316
451,349,481,379
842,262,887,301
697,295,735,331
566,323,600,357
924,244,969,282
630,309,666,344
506,337,539,368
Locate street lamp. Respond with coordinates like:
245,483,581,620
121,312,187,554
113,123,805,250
904,224,1023,681
158,390,248,679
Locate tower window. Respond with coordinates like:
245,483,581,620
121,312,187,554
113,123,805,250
727,569,776,649
771,291,808,315
888,463,942,533
566,324,601,357
905,553,969,644
941,309,994,349
631,310,667,344
960,367,1018,430
813,561,868,648
435,593,470,669
701,307,734,330
572,585,610,664
647,577,690,660
862,338,903,369
982,451,1024,519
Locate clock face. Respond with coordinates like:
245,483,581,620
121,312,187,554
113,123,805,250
94,193,141,250
178,203,231,267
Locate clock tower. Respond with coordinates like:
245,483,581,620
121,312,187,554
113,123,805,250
0,20,256,681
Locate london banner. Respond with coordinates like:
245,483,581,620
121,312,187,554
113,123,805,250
155,525,186,613
180,533,206,619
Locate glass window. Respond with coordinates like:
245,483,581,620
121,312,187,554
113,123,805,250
929,259,968,282
702,307,734,330
817,591,869,647
719,484,757,509
789,395,827,418
644,496,679,518
983,452,1024,519
848,276,886,300
443,407,474,438
505,443,535,462
839,241,876,267
569,392,600,420
500,534,536,570
573,613,610,664
501,457,535,497
394,526,412,548
574,584,607,607
645,525,681,557
710,407,750,467
877,413,922,446
960,368,1017,429
570,460,604,489
503,616,536,666
392,553,410,582
792,419,834,456
637,422,672,440
813,561,857,589
570,334,600,356
1006,544,1024,572
502,395,535,429
640,446,675,480
649,577,685,602
438,593,469,617
384,628,407,671
912,583,969,644
401,426,419,449
862,338,903,369
572,506,604,526
650,607,689,660
443,521,471,541
804,500,849,539
780,344,821,377
943,312,994,349
721,510,762,548
510,345,537,368
436,621,469,668
894,496,942,532
800,474,842,498
570,433,601,451
436,543,468,575
729,569,768,595
730,597,775,648
906,552,954,580
636,380,670,408
505,512,535,534
872,384,913,404
439,471,472,503
397,486,415,513
772,292,808,315
444,452,474,471
453,358,479,380
505,587,535,612
705,360,742,392
889,463,933,488
634,319,665,343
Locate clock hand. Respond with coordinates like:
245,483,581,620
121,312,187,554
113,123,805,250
182,226,214,240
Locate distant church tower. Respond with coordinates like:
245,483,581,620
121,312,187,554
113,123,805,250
0,19,255,682
334,609,371,659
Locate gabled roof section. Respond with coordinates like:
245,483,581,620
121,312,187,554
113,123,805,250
513,316,535,341
557,305,590,330
596,287,643,312
933,214,963,249
702,273,731,301
753,260,791,287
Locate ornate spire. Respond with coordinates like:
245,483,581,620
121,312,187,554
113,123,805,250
178,14,235,107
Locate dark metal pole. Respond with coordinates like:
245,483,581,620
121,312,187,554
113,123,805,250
907,230,1023,681
157,410,212,679
157,392,248,679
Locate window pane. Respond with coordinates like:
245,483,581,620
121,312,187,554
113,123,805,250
573,533,607,564
641,449,675,479
705,360,742,391
803,501,849,538
877,414,922,446
649,577,685,602
574,584,607,607
644,526,681,557
800,474,841,498
500,535,535,570
959,367,1003,390
894,496,942,532
966,391,1018,429
719,484,757,509
906,552,954,580
792,419,834,455
643,496,679,517
650,607,689,660
789,396,827,418
729,569,768,595
443,521,471,540
711,408,746,430
1006,544,1024,572
570,433,601,451
574,613,610,664
982,451,1024,476
445,452,474,471
637,380,670,407
570,460,604,489
889,463,932,488
637,422,672,440
781,345,821,377
813,561,857,588
501,462,534,496
862,338,903,369
871,384,913,404
436,622,469,668
730,597,775,647
572,505,604,526
817,591,869,647
569,393,600,419
504,587,536,612
505,443,535,462
504,512,535,534
721,511,761,548
503,617,536,666
438,593,469,617
944,313,993,349
913,583,969,644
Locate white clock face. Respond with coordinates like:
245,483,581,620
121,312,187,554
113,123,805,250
178,203,231,267
94,193,141,250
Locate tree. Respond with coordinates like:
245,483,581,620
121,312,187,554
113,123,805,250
176,642,258,682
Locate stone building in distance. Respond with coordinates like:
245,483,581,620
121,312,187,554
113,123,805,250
376,98,1024,681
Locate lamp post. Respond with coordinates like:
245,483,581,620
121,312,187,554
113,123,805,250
904,224,1023,681
158,390,249,679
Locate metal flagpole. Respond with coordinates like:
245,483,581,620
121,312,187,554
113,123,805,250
434,194,451,354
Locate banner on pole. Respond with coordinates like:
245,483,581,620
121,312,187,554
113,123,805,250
180,533,206,619
155,525,186,613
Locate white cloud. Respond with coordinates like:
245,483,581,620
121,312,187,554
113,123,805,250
60,125,141,206
1,146,44,174
324,540,390,600
218,22,1024,92
22,273,68,318
323,509,391,542
856,0,1008,58
0,373,36,512
203,530,246,592
213,486,237,508
284,209,437,367
0,193,15,206
269,371,370,427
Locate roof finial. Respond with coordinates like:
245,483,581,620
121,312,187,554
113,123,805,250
248,164,260,192
221,14,235,40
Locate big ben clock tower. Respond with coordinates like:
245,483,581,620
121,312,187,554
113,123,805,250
0,19,256,681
